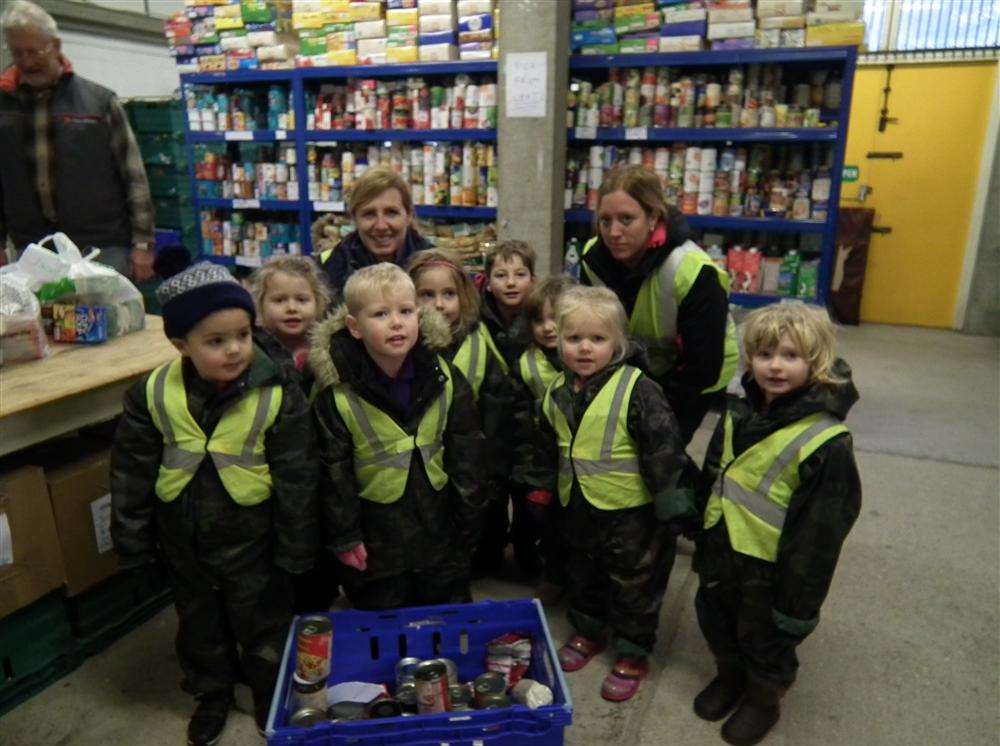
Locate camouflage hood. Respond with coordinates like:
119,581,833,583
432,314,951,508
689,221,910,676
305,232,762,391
309,304,453,389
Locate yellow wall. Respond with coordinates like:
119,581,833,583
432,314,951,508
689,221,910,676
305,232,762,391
840,62,997,328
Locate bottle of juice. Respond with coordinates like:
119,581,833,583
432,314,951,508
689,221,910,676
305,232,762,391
777,249,801,297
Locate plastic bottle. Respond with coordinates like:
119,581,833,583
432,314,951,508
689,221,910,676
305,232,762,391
777,249,801,297
564,238,581,280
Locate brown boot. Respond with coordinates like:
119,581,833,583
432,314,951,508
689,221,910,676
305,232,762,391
693,664,746,721
720,674,784,746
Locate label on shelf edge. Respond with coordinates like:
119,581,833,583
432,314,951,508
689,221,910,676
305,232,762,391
624,127,647,140
275,130,287,140
574,126,597,139
235,255,263,267
313,201,344,212
232,199,260,208
225,131,254,141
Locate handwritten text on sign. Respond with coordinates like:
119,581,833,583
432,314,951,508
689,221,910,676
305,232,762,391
505,52,547,118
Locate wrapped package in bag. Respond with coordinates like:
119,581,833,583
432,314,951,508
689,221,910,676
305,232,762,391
0,273,50,364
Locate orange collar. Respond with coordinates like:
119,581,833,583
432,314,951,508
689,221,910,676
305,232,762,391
0,55,73,94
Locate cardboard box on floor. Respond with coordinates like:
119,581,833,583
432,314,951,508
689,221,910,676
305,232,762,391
45,451,119,597
0,467,66,620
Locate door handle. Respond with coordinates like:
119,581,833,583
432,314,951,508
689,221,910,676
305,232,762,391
866,152,904,160
871,226,892,235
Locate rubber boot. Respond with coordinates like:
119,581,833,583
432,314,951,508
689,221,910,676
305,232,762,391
187,689,233,746
693,663,746,721
721,673,784,746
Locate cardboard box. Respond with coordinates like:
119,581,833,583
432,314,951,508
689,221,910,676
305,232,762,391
707,20,755,39
806,21,865,46
758,15,806,29
807,9,864,25
0,467,65,620
659,34,704,52
756,0,807,18
45,453,119,597
708,7,753,23
814,0,863,17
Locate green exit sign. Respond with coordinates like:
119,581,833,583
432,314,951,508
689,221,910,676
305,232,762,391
843,165,859,182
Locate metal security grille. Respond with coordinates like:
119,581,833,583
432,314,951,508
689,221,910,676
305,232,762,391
863,0,1000,62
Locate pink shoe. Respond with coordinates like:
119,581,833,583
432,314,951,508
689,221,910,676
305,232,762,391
601,657,649,702
557,635,605,672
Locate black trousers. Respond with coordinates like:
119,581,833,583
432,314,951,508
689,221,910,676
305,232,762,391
670,390,726,445
343,568,469,610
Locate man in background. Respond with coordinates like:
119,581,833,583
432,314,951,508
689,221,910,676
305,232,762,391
0,0,155,281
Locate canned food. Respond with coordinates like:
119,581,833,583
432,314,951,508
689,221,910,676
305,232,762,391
395,657,422,688
367,698,403,719
433,658,459,687
449,683,473,709
327,701,366,722
414,660,450,714
473,671,507,708
289,707,327,728
476,692,510,709
396,681,418,713
292,673,327,711
296,616,332,682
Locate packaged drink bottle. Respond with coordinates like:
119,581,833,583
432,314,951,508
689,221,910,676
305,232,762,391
777,249,801,297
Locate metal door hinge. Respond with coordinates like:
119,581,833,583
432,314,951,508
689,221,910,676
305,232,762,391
871,226,892,235
866,152,904,160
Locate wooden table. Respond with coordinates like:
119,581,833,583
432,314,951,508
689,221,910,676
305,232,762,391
0,316,178,456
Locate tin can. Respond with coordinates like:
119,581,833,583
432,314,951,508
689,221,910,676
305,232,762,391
449,683,474,709
367,698,403,719
395,657,422,688
473,671,507,709
293,673,327,711
477,692,510,709
327,701,366,722
396,682,418,713
433,658,459,688
295,616,332,682
414,660,450,714
289,707,327,728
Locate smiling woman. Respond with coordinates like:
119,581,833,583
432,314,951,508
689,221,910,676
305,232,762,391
318,166,431,300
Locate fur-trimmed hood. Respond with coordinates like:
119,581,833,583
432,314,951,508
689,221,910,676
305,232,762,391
308,304,453,390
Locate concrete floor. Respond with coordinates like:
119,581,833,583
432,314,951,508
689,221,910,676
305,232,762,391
1,323,997,746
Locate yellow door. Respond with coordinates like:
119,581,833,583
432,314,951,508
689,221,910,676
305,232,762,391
840,62,997,328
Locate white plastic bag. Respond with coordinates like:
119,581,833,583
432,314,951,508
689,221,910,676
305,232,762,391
0,272,50,364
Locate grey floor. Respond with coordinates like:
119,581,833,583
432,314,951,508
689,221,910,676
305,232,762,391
2,324,997,746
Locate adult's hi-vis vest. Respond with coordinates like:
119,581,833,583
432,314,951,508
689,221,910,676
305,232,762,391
332,357,453,503
581,237,739,393
146,359,283,505
452,324,508,399
518,346,560,402
704,411,848,562
542,365,652,510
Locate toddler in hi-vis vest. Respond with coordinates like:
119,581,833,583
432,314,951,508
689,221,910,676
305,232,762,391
110,262,319,746
309,263,488,610
693,301,861,746
530,285,697,703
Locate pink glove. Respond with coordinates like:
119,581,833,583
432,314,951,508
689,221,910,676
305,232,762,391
336,543,368,572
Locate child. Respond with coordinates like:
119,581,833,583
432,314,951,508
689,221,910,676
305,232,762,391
309,263,488,609
251,254,331,396
111,262,319,745
693,301,861,746
252,255,336,615
533,285,696,702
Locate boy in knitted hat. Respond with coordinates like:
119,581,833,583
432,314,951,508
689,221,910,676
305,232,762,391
111,262,319,745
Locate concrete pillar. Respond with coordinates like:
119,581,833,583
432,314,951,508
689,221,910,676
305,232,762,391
497,0,569,276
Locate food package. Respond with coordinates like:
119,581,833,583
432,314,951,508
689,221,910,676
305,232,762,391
659,34,704,52
419,42,457,61
0,274,49,364
806,21,865,46
707,20,755,39
485,633,532,688
756,0,807,17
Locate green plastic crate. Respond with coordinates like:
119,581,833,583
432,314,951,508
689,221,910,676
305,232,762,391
64,563,172,658
153,195,196,231
127,102,186,134
138,133,187,168
0,593,82,717
146,164,188,199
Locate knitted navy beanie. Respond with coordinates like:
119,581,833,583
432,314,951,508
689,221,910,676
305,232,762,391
155,261,256,339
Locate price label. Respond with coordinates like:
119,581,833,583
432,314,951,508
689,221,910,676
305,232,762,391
232,199,260,209
624,127,647,140
574,126,597,140
275,130,287,140
235,255,263,267
225,130,254,141
313,201,345,212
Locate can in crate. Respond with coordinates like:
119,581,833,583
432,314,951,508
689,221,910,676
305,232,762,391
396,657,422,688
293,673,327,711
367,698,403,719
289,707,327,728
477,692,511,709
295,615,332,682
449,683,474,710
328,701,366,722
414,660,450,714
396,681,418,713
433,658,459,687
473,671,507,708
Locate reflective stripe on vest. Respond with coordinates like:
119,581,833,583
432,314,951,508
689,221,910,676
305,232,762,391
582,236,738,392
704,411,849,562
452,325,508,399
319,248,333,265
145,358,282,505
518,346,560,403
542,365,652,510
332,358,452,503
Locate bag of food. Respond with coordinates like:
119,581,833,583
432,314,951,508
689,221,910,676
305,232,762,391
0,273,50,365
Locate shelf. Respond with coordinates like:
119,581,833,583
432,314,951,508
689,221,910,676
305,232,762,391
306,129,496,142
181,70,294,84
414,206,496,220
731,292,820,307
567,126,837,144
564,209,826,234
198,198,301,211
190,130,291,143
569,47,854,70
299,60,497,79
201,254,236,266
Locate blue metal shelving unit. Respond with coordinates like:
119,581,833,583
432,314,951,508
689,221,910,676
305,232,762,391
178,61,499,260
566,46,857,307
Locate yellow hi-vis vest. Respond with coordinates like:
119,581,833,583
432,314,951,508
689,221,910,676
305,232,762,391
452,324,508,399
518,346,560,403
542,365,652,510
704,411,848,563
581,237,738,393
319,248,333,264
332,357,453,504
145,358,283,505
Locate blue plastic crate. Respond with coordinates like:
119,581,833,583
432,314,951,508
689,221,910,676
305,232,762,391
267,599,573,745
